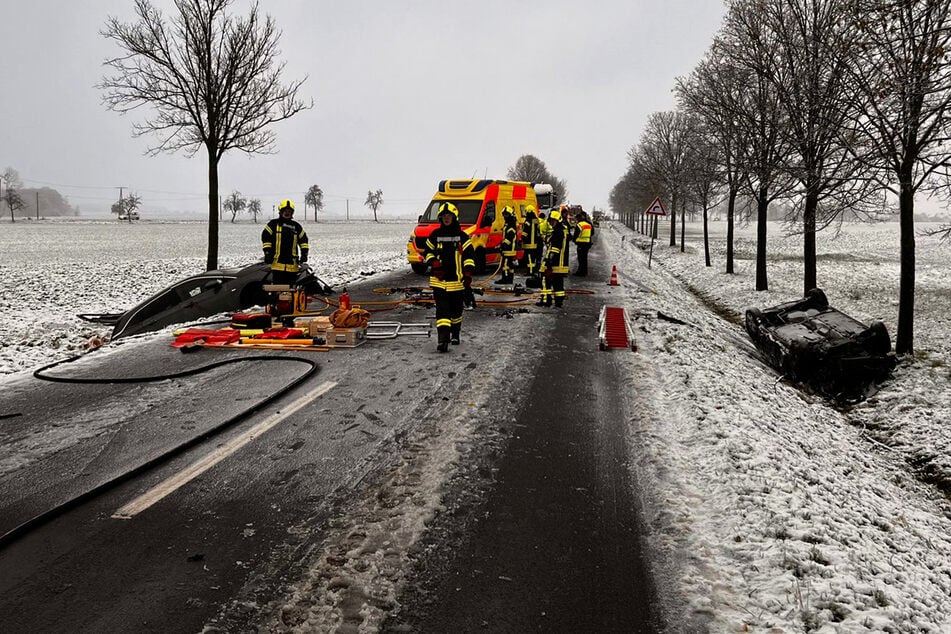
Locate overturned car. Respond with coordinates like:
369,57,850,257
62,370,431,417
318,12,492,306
79,262,332,340
744,288,897,401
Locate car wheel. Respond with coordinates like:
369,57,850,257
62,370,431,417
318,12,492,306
805,288,829,310
745,308,763,338
864,320,892,355
410,262,428,275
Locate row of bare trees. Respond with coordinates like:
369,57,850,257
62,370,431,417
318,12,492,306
611,0,951,355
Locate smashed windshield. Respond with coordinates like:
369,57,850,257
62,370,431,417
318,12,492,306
420,199,484,225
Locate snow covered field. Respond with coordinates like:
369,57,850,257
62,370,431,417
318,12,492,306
0,219,411,375
2,217,951,632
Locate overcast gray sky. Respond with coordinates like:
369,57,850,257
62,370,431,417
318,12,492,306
1,1,728,219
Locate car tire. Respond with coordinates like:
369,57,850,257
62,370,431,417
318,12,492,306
864,320,892,355
745,308,763,338
805,288,829,310
410,262,428,275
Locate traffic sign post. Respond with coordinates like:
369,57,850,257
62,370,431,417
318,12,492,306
644,197,667,268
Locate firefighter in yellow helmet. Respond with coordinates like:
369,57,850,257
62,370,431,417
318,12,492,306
542,208,570,307
261,199,310,284
498,206,518,284
521,204,542,283
421,202,476,352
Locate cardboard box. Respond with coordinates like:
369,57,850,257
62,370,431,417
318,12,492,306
325,326,367,348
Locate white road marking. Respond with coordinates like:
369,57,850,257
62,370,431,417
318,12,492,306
112,380,337,520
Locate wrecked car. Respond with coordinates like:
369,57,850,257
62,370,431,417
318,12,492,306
79,262,332,340
744,288,897,401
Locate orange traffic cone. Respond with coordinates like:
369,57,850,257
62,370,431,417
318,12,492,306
609,265,619,286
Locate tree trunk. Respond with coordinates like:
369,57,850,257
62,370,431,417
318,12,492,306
755,186,769,291
680,198,686,253
802,191,818,295
896,178,916,355
726,187,737,275
668,192,677,247
703,204,711,267
206,148,220,271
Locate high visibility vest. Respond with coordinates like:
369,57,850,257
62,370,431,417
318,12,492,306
576,221,592,244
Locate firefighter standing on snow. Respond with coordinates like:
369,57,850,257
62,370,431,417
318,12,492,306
545,208,571,307
521,204,542,282
498,206,518,285
421,203,476,352
261,199,309,284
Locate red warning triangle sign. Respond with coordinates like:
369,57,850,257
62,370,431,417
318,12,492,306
645,197,667,216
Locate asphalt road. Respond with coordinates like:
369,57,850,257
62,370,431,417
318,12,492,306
0,237,662,632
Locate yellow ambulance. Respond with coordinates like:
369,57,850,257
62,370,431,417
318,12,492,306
407,179,539,274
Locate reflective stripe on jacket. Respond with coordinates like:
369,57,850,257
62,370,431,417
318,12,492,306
576,221,593,244
422,223,475,291
262,218,309,272
547,222,570,274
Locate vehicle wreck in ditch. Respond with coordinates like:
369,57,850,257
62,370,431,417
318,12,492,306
744,288,897,402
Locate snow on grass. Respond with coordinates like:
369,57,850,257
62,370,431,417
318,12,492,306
3,217,951,631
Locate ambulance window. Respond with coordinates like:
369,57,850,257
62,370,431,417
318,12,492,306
479,202,495,227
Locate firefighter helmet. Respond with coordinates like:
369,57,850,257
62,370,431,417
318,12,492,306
279,199,295,214
502,205,514,216
438,202,458,218
549,209,562,222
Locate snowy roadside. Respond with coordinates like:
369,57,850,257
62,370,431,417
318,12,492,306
609,220,951,632
4,218,951,632
0,220,412,376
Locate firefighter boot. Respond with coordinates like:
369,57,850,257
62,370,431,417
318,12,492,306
450,325,460,346
436,328,450,353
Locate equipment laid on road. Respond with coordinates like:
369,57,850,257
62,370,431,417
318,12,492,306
598,305,637,351
365,321,432,339
608,265,619,286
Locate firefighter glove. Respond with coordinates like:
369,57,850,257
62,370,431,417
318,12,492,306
463,272,472,288
263,250,274,264
299,253,308,264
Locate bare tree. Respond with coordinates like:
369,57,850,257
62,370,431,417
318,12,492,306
682,122,725,268
506,154,568,202
677,51,750,275
636,111,691,249
755,0,875,295
111,193,141,221
3,187,25,222
100,0,311,270
841,0,951,355
365,189,383,222
248,198,262,223
718,3,797,291
223,190,247,223
305,184,324,222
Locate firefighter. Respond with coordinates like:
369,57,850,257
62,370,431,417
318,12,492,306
498,206,518,284
521,204,542,282
261,199,309,285
421,202,476,352
546,208,571,307
572,211,593,276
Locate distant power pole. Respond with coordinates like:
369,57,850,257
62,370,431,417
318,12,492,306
35,191,39,220
346,199,350,221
